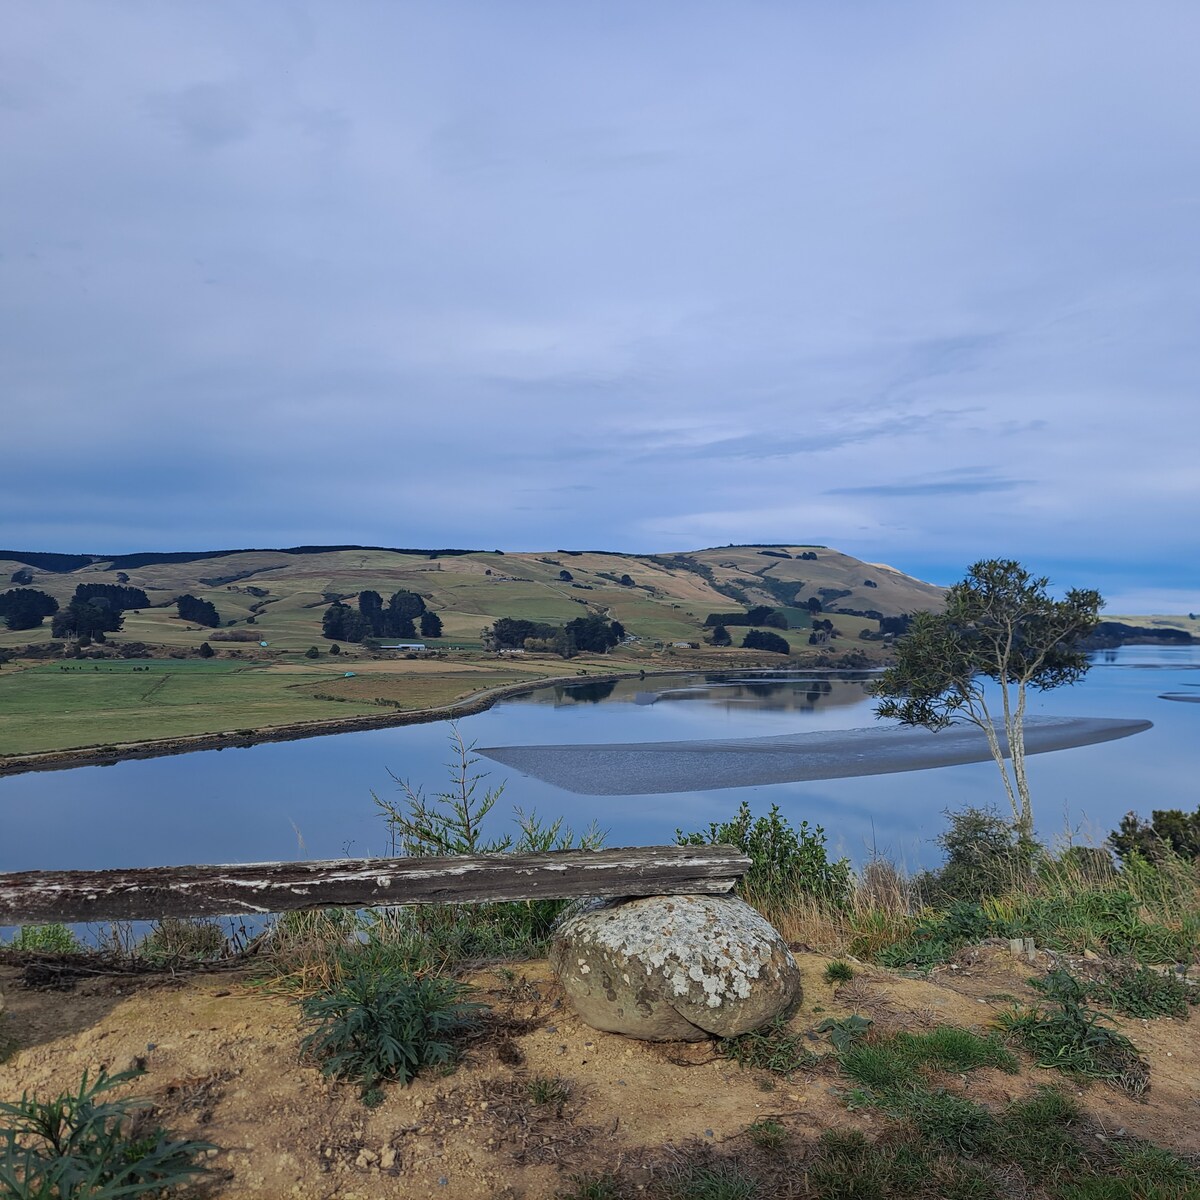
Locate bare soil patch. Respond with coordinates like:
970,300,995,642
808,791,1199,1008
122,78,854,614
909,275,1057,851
3,948,1198,1198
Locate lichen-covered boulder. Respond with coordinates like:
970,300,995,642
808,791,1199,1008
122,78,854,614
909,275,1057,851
549,894,801,1041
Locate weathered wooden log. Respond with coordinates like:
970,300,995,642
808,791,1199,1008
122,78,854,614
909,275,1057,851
0,846,751,925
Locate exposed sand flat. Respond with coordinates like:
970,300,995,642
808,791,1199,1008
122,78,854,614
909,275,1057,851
479,716,1153,795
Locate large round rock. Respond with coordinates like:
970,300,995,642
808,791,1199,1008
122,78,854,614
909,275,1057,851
550,894,801,1041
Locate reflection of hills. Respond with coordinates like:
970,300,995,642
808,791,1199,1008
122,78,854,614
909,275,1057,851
532,672,874,713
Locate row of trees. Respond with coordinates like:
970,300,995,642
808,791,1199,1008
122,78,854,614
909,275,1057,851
704,606,789,629
322,591,443,643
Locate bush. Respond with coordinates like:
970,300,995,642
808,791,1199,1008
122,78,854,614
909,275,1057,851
7,924,80,954
0,1068,213,1199
1110,806,1200,863
676,801,852,911
136,918,226,967
918,806,1033,902
299,966,483,1098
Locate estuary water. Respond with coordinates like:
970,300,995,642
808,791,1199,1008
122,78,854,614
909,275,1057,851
0,646,1196,880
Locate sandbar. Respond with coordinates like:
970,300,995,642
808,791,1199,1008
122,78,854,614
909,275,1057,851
478,716,1153,796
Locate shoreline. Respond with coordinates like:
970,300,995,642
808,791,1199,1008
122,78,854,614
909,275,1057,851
0,662,878,779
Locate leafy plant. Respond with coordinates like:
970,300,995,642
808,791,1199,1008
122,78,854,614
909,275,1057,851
718,1018,818,1075
526,1075,572,1107
994,993,1147,1091
676,800,852,910
816,1014,874,1053
299,966,483,1098
7,925,80,954
0,1068,213,1199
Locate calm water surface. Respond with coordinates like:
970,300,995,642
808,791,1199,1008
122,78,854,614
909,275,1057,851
1,646,1196,876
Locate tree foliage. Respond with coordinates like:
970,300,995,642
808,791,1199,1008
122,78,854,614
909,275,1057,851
873,559,1102,837
0,588,58,631
176,594,221,628
52,597,124,639
419,611,443,638
742,629,791,654
74,583,149,611
1110,806,1200,863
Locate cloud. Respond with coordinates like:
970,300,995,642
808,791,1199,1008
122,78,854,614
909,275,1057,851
145,81,253,150
0,2,1197,606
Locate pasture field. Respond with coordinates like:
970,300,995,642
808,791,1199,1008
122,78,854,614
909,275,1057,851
0,656,595,758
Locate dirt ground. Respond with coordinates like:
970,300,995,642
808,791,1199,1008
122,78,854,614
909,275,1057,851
2,947,1198,1199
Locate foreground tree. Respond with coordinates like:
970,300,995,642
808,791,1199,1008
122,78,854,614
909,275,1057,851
872,559,1102,841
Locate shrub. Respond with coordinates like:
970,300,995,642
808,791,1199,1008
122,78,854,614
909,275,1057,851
0,1068,213,1199
7,924,80,954
918,807,1034,902
299,966,483,1098
1110,806,1200,864
676,801,852,911
137,918,226,966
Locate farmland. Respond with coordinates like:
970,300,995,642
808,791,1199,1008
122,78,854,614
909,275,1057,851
0,543,942,764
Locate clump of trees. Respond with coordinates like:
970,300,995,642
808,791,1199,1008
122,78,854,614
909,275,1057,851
488,613,624,657
704,606,788,629
0,588,59,630
52,596,124,639
176,594,221,628
323,590,442,643
742,629,791,654
75,583,149,610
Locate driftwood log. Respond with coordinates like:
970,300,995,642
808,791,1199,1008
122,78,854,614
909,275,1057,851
0,846,751,926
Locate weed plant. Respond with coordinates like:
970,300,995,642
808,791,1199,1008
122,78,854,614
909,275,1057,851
718,1018,819,1075
745,1119,787,1150
994,989,1147,1090
299,965,483,1099
823,960,855,984
0,1068,212,1199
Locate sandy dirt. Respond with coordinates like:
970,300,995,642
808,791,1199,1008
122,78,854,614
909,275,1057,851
2,947,1198,1198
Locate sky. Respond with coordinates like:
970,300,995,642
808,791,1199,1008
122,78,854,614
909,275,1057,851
3,2,1198,612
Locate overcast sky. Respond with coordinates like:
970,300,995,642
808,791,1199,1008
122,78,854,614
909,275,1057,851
3,2,1197,611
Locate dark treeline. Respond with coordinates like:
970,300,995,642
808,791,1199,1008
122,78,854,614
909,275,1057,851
704,606,788,629
1,546,484,572
176,594,222,628
323,590,438,643
74,583,149,610
52,597,124,639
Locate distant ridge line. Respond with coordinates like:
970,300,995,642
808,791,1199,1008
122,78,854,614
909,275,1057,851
0,546,486,572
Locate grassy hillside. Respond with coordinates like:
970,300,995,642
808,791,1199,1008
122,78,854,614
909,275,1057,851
0,544,943,760
0,543,944,656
